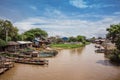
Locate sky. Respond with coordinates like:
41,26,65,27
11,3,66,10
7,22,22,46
0,0,120,38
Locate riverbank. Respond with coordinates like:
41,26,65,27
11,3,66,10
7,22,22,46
50,42,90,49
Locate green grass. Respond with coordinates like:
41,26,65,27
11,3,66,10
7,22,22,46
85,42,91,45
50,43,85,49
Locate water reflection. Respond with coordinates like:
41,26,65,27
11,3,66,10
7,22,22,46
69,47,84,55
96,60,116,66
96,60,120,67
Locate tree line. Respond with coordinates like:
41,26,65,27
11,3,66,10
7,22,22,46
49,35,86,44
0,19,87,47
0,19,48,47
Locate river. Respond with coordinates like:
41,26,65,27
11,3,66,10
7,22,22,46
0,44,120,80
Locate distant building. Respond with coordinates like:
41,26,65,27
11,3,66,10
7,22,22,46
33,37,50,48
102,39,116,50
94,38,105,44
62,37,68,42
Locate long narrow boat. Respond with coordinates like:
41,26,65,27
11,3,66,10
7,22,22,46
14,58,48,65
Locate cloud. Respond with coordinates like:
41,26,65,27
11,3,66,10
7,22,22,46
30,6,37,10
43,8,67,19
114,12,120,15
89,4,114,8
69,0,88,8
13,6,120,38
69,0,115,9
14,14,120,38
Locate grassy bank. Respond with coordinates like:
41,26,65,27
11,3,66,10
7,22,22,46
50,43,87,49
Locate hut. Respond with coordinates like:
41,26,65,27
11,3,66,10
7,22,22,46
33,37,49,48
94,39,105,44
17,41,32,49
101,39,116,54
6,41,19,52
102,39,116,50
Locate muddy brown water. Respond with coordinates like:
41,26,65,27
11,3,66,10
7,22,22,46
0,44,120,80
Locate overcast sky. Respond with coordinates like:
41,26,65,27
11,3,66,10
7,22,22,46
0,0,120,38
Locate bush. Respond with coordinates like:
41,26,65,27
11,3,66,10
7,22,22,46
0,39,7,47
107,49,120,62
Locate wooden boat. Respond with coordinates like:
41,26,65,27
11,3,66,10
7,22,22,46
14,58,48,65
95,45,101,48
95,49,105,53
39,50,58,57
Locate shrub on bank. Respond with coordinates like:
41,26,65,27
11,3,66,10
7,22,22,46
107,49,120,62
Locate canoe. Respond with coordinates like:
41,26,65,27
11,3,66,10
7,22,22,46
14,58,48,65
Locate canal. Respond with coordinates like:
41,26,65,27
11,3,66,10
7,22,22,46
0,44,120,80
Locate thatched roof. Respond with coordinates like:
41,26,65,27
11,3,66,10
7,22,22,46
7,41,18,46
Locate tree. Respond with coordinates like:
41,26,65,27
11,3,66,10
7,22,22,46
106,23,120,62
68,37,77,42
0,19,19,42
24,28,48,41
55,38,63,44
12,34,27,41
89,37,96,43
0,39,7,47
76,35,86,43
107,23,120,50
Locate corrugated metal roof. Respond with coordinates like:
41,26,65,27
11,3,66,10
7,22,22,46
17,41,32,44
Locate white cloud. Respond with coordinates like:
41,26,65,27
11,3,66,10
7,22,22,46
13,8,120,38
114,12,120,15
69,0,88,8
30,6,37,10
69,0,115,9
14,14,120,38
44,8,67,19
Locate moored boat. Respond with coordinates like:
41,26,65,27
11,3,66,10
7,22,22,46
14,58,48,65
39,50,58,57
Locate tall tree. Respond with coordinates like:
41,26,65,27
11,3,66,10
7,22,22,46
106,23,120,62
68,36,77,42
76,35,86,43
107,23,120,50
24,28,48,41
0,19,19,42
0,39,7,47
